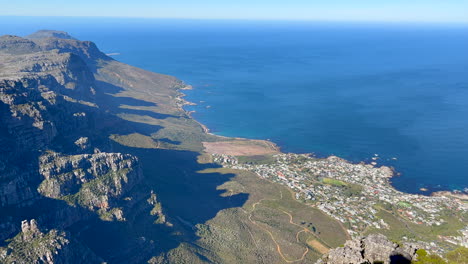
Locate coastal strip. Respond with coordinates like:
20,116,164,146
175,84,468,255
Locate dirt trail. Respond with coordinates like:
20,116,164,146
279,209,332,252
245,191,319,263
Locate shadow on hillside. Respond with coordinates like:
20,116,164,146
66,76,249,261
74,146,248,262
95,80,177,116
159,138,181,145
115,107,177,121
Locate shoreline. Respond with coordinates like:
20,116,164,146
176,85,281,154
175,83,466,198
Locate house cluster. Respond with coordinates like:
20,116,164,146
440,226,468,248
212,153,467,251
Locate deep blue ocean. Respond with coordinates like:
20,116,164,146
1,17,467,194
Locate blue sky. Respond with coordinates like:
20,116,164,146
1,0,467,23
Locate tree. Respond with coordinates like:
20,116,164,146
412,249,447,264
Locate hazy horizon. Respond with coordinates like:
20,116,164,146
1,0,468,24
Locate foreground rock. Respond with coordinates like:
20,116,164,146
317,234,417,264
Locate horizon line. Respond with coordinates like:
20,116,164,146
2,14,468,26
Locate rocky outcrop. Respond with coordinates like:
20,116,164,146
38,152,142,220
147,191,170,225
0,219,101,264
317,234,418,264
74,137,91,150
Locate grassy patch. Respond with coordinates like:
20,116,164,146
110,133,160,149
397,201,412,208
322,178,347,187
237,155,276,165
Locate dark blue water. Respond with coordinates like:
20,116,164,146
1,17,467,194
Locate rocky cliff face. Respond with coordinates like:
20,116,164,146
38,152,142,220
0,52,97,100
0,220,101,264
317,234,418,264
0,76,96,209
0,31,146,260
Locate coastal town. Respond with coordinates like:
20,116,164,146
212,152,468,253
